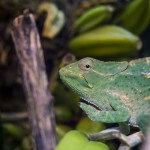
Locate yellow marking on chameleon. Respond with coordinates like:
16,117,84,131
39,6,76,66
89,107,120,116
144,96,150,100
83,89,89,95
92,109,100,116
120,95,132,108
91,68,112,76
65,69,84,78
83,88,88,92
144,75,150,79
129,61,135,66
64,68,93,89
146,57,150,63
88,83,93,88
110,91,132,108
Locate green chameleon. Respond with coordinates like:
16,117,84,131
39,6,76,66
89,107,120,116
59,57,150,149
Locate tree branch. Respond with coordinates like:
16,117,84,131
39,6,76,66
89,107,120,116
11,10,57,150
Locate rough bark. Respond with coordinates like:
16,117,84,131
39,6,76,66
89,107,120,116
11,10,57,150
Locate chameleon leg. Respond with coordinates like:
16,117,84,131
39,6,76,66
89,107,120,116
80,103,130,123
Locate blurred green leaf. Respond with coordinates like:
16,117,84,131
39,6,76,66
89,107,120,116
76,117,106,134
54,83,80,115
55,106,72,123
56,124,72,140
0,117,3,150
3,123,25,140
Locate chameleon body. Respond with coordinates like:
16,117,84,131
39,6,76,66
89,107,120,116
59,57,150,135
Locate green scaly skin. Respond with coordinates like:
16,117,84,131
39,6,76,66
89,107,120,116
59,57,150,135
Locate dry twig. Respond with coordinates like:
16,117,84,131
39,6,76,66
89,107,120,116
11,10,57,150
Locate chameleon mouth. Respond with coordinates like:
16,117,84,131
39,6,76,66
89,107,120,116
80,97,102,111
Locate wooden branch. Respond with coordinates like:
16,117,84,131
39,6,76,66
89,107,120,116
11,10,57,150
1,112,27,121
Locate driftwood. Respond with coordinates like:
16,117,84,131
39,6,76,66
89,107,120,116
11,10,57,150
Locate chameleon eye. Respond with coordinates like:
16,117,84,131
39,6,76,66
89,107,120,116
78,58,93,71
85,64,90,68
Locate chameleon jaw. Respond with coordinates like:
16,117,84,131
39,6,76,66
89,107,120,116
80,97,102,111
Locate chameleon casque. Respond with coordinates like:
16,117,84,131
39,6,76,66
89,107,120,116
59,57,150,149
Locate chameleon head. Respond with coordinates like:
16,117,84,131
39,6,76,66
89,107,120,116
59,58,91,98
59,57,113,111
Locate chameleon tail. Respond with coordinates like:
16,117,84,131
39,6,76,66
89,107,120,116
136,114,150,135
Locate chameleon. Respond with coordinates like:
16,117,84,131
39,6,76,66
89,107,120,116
59,57,150,148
